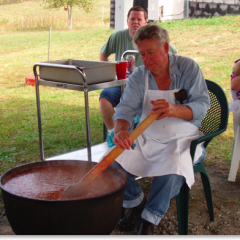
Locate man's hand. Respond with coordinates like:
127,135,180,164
113,119,133,150
150,99,193,121
150,99,175,120
113,131,133,150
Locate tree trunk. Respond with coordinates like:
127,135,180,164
68,6,72,29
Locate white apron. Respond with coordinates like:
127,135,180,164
115,71,204,188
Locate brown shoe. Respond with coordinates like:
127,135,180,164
117,196,147,231
137,218,154,235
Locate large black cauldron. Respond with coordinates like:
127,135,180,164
0,160,127,235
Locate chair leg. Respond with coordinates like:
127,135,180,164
103,123,108,142
176,182,190,235
200,172,214,221
228,125,240,182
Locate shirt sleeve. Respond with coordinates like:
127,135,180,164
179,58,210,122
101,32,117,58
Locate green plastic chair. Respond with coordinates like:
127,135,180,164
103,123,108,142
176,79,229,235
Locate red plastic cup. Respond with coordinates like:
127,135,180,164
116,61,127,80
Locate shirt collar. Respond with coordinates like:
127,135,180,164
168,52,181,76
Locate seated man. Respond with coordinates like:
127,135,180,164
99,6,179,136
109,23,210,235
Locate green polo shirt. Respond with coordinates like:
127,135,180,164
101,28,178,67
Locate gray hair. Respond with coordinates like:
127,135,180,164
133,23,170,50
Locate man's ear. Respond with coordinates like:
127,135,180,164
163,42,169,53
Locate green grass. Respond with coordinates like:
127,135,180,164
162,15,240,28
0,0,110,31
0,0,239,178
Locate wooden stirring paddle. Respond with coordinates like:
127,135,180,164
61,113,162,198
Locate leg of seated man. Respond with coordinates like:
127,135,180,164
99,86,122,130
141,174,185,225
110,161,185,232
110,161,146,231
100,98,115,130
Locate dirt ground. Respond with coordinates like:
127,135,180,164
1,158,240,235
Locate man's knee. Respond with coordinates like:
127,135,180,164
100,97,110,105
153,174,185,191
165,174,185,187
99,87,121,107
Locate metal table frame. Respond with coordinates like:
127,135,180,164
33,62,127,162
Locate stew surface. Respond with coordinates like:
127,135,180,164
2,164,124,200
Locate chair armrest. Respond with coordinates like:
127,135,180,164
190,128,227,160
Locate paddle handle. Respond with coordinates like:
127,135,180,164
76,113,161,188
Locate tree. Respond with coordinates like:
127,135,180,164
42,0,95,29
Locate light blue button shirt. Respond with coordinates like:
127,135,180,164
113,53,210,131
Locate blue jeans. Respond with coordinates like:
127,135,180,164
99,86,121,107
110,161,185,225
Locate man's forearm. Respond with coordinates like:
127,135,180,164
99,51,109,61
172,104,193,121
114,119,130,134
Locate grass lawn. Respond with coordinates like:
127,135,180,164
0,0,239,179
